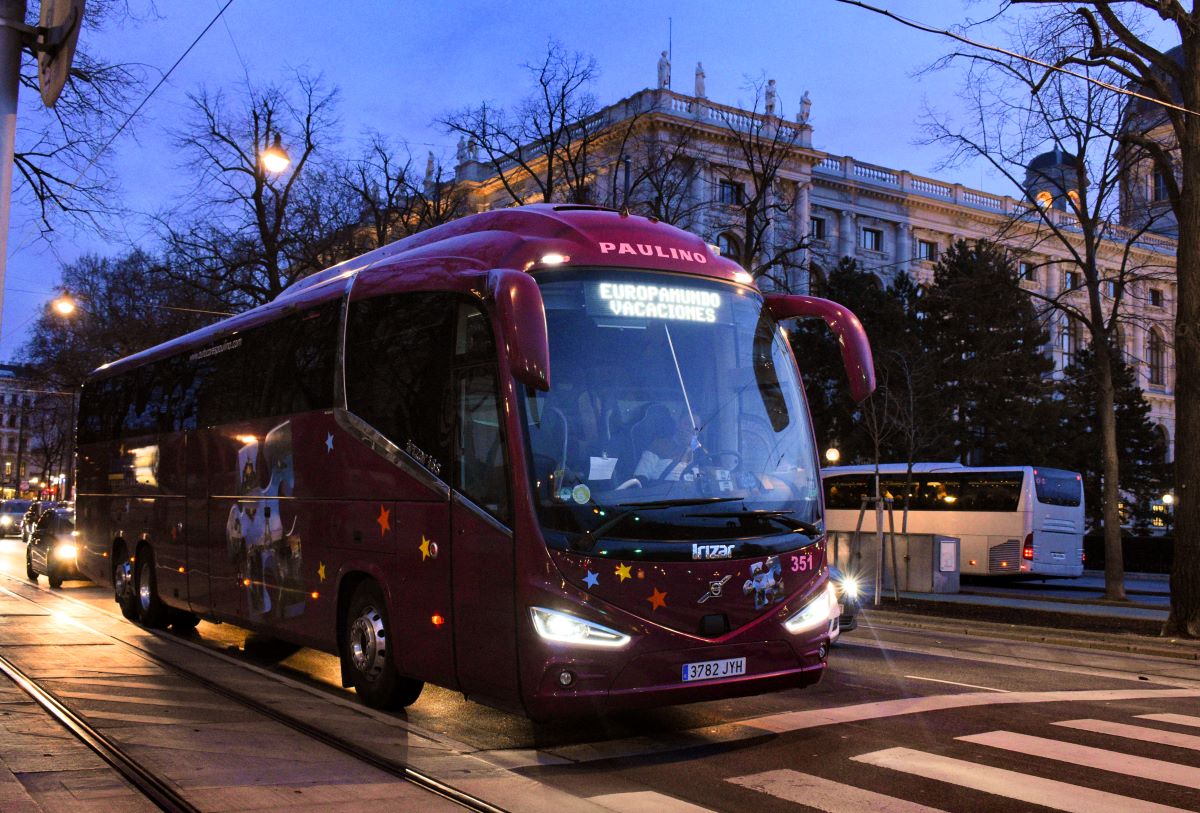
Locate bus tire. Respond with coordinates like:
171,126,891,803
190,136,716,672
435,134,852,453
114,543,138,621
134,546,169,629
343,581,423,710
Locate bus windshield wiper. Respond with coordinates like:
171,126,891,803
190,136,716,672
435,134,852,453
573,497,743,552
682,508,823,537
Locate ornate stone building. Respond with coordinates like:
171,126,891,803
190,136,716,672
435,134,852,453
454,77,1177,461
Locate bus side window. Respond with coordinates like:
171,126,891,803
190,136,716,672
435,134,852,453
452,303,510,523
344,292,456,476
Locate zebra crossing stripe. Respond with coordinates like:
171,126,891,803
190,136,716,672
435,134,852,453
959,730,1200,789
1054,718,1200,751
1138,713,1200,729
728,768,948,813
587,791,715,812
852,747,1187,813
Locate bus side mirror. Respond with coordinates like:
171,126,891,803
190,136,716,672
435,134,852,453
764,294,875,403
489,269,551,391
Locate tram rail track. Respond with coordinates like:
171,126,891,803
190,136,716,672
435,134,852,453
0,577,508,813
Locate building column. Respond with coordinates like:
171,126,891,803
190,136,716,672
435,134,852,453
839,210,856,260
794,182,812,292
896,222,912,275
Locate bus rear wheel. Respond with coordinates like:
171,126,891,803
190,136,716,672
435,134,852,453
135,546,169,629
114,545,138,620
343,582,422,710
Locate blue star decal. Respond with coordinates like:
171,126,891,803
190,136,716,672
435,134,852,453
325,432,334,453
583,570,599,589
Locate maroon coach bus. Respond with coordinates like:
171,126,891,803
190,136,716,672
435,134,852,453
74,205,874,719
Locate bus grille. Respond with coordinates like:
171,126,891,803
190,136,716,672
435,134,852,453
989,539,1021,572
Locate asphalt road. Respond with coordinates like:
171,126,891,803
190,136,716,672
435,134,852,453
2,534,1198,813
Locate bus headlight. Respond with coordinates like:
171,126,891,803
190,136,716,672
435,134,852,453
54,543,78,561
839,575,859,600
0,516,12,527
530,607,631,648
784,583,838,635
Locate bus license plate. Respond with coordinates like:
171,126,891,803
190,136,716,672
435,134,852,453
681,657,746,682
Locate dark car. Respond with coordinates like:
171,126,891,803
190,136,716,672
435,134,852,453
829,566,861,640
25,506,80,588
20,501,56,544
0,499,31,537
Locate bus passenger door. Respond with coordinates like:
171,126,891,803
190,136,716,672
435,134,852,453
450,339,519,703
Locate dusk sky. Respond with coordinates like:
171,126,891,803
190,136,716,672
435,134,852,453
0,0,1173,359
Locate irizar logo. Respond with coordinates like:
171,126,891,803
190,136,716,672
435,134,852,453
692,543,734,560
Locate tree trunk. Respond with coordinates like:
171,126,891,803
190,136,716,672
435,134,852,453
1093,339,1126,601
1166,126,1200,637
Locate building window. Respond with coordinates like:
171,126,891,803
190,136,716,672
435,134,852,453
1104,280,1117,298
1035,190,1053,208
718,179,743,205
1019,261,1036,282
716,232,742,263
1148,329,1166,387
1061,321,1082,368
809,217,826,241
917,240,938,262
1150,288,1164,308
1066,190,1081,210
1152,168,1170,202
861,227,883,252
1064,270,1079,291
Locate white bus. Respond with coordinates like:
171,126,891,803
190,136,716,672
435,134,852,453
821,464,1085,578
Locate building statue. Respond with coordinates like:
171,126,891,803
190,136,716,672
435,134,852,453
425,151,435,185
765,79,777,116
456,137,467,162
657,51,671,89
694,62,706,98
798,90,812,125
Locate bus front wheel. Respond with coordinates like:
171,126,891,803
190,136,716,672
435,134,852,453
343,581,423,710
135,546,169,629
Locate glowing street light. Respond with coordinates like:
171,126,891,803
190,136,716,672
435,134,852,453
52,295,76,316
260,131,291,173
824,447,841,464
1163,492,1176,506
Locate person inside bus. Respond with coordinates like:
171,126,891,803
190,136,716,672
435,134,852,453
617,406,698,488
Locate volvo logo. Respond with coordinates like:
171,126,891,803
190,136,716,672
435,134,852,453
697,575,732,604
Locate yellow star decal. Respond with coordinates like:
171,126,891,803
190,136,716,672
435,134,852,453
317,562,327,582
615,563,632,582
646,587,668,611
376,505,391,535
419,535,432,561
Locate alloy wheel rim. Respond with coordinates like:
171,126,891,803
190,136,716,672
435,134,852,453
349,605,387,678
116,559,133,598
138,564,152,611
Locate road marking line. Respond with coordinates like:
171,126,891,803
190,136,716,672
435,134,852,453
959,730,1200,789
587,791,714,812
1055,718,1200,750
852,747,1187,813
728,768,948,813
903,675,1010,693
1138,713,1200,729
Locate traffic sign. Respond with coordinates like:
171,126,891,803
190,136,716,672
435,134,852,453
36,0,82,108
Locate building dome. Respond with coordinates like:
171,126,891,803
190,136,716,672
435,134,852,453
1024,147,1082,211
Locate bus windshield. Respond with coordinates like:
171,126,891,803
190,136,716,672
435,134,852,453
523,269,821,545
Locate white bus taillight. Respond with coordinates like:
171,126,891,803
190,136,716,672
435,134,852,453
1022,533,1034,561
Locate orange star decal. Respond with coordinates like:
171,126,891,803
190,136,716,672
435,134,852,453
615,563,632,582
376,505,391,535
646,587,668,611
419,535,432,561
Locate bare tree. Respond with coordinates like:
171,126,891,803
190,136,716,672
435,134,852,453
618,127,708,228
924,11,1173,600
14,0,149,233
159,73,341,309
442,41,632,206
710,81,810,289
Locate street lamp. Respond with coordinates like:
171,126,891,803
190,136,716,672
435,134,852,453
825,447,841,464
52,294,76,316
260,131,291,173
1163,492,1176,506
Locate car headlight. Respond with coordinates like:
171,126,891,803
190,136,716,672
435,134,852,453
530,606,631,648
0,516,12,527
839,575,859,601
784,582,839,634
53,543,78,561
